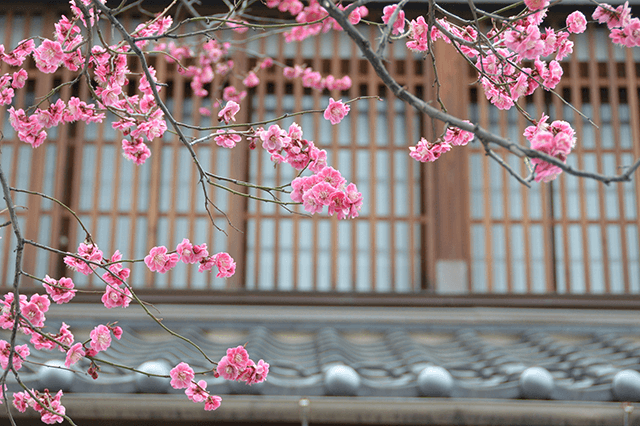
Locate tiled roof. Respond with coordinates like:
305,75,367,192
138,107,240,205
3,304,640,423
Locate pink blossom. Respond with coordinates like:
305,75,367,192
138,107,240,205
11,69,27,89
101,284,131,309
217,355,240,380
112,326,123,340
382,5,406,35
33,39,64,73
243,71,260,88
89,324,112,352
177,238,197,264
21,302,45,328
215,131,242,149
524,0,549,11
504,25,544,60
444,122,475,146
170,362,195,389
13,391,29,412
328,191,349,220
43,275,76,304
185,380,209,402
409,138,451,162
144,245,179,273
318,166,347,188
56,323,75,349
226,346,250,368
205,395,222,411
213,252,236,278
65,343,85,367
239,359,270,385
0,340,29,370
223,86,247,103
29,294,50,314
30,333,57,351
302,189,324,214
122,138,151,165
323,98,350,125
260,124,290,152
218,100,240,124
566,11,587,34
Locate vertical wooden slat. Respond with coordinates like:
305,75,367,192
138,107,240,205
251,49,266,290
387,43,397,292
588,27,610,294
349,41,360,292
568,39,590,295
517,100,533,293
499,109,512,293
478,82,493,292
366,28,378,292
606,38,630,293
405,59,418,291
624,40,640,294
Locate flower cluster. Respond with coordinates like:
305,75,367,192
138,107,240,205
13,389,65,424
264,0,368,41
254,123,362,219
216,346,270,385
169,346,268,411
595,2,640,47
64,242,103,276
283,64,352,92
524,114,576,182
0,340,30,370
145,239,236,278
169,362,222,411
409,122,475,163
409,138,451,163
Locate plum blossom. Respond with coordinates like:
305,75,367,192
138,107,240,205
525,115,576,182
226,346,250,369
0,340,29,370
144,245,180,273
215,130,242,148
65,343,85,367
260,124,291,153
43,276,76,304
444,122,475,146
213,252,236,278
101,283,131,309
409,138,451,163
524,0,549,11
243,71,260,88
382,4,406,35
218,100,240,124
216,355,240,380
566,11,587,34
170,362,195,389
323,98,350,125
89,324,112,352
205,395,222,411
185,380,209,403
33,39,64,73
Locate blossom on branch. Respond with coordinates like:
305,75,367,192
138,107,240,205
144,246,179,274
409,138,451,163
323,98,350,125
